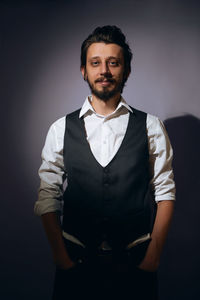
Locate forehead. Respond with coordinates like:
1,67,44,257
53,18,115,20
87,42,124,60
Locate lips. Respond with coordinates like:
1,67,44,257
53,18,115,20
98,81,112,86
95,79,114,86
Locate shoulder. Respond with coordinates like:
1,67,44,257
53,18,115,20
42,116,66,151
130,107,162,129
130,108,167,137
146,113,167,136
50,107,80,130
45,115,67,142
146,113,160,130
129,106,163,129
146,114,171,152
48,108,81,135
49,116,66,134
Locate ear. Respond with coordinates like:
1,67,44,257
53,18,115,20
81,67,87,81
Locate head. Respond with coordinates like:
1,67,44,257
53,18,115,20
80,25,132,101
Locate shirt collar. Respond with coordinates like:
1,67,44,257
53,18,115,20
79,95,133,118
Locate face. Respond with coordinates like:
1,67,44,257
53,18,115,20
82,43,127,101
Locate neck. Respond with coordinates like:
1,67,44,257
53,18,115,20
90,93,121,116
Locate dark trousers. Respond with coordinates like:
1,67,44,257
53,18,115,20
52,239,158,300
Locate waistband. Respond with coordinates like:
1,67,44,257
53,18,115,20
62,233,151,267
62,230,151,251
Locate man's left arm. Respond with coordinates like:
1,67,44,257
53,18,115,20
138,115,176,272
138,200,174,271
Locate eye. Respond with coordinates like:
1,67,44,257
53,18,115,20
91,61,99,66
109,61,119,66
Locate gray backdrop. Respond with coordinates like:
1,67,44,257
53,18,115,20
1,0,200,299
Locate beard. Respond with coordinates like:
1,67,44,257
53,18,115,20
86,75,126,102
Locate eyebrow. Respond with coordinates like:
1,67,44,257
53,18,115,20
89,56,122,61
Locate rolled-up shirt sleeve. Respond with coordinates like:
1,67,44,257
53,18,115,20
34,117,66,216
147,114,176,202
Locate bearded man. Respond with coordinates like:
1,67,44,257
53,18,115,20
34,25,175,300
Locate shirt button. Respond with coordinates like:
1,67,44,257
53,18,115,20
103,140,106,144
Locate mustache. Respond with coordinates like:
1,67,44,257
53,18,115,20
95,77,115,83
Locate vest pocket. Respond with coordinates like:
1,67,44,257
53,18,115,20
127,239,151,267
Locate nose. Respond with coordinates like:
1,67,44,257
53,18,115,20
100,61,111,76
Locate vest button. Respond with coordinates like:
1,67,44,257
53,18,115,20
104,168,109,173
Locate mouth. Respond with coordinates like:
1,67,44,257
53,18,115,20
95,79,114,87
98,81,112,87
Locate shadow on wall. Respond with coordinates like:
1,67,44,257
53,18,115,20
158,114,200,300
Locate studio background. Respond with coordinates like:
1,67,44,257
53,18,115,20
1,0,200,299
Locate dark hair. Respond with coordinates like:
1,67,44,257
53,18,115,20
81,25,132,80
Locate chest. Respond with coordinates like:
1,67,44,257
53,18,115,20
84,112,129,167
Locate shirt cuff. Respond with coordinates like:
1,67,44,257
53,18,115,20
34,199,63,216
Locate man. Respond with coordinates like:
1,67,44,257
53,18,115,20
34,25,175,300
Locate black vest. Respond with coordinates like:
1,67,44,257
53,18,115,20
62,108,154,250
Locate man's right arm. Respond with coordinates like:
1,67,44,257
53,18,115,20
41,212,75,270
34,118,75,270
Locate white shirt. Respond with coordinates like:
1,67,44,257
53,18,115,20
34,96,175,217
